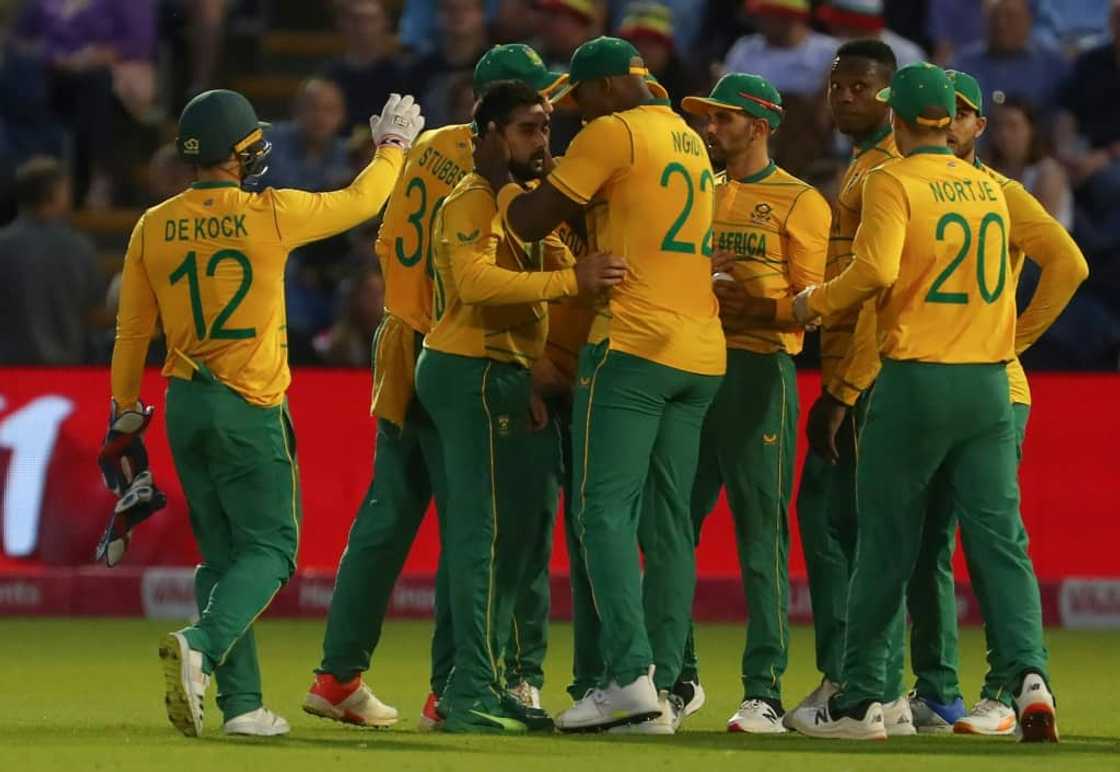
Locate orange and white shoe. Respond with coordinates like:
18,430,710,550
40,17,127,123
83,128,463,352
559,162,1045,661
953,699,1017,736
417,692,443,732
302,673,399,728
1014,673,1059,743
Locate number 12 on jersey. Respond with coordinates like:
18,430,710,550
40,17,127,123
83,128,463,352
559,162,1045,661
170,249,257,340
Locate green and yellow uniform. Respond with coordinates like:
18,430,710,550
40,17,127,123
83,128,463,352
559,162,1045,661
316,44,567,698
505,40,726,691
683,161,829,701
112,89,404,722
679,75,828,702
793,121,911,694
808,65,1049,711
416,171,579,723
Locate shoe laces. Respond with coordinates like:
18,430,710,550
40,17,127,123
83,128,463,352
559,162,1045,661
969,699,1006,716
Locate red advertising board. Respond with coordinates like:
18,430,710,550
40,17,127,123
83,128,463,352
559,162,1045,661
1,367,1118,623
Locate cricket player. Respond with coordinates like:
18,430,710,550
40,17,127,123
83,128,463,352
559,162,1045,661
786,62,1059,743
904,69,1088,736
476,36,726,734
304,44,568,730
104,88,424,737
786,39,917,736
416,80,626,733
677,73,829,733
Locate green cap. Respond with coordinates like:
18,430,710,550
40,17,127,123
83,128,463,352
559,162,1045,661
176,89,269,166
946,69,983,116
876,62,956,128
473,44,567,95
681,73,784,128
549,36,669,105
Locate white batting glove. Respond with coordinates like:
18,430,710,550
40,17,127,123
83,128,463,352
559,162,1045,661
793,285,820,326
370,93,425,151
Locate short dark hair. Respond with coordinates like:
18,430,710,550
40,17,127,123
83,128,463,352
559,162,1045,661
473,80,544,137
15,156,66,210
836,39,898,73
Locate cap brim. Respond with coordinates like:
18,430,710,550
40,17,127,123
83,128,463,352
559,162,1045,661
875,86,891,104
681,96,733,116
955,92,981,114
538,71,568,96
549,81,578,109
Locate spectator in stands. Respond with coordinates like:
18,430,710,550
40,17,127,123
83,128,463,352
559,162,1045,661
313,264,386,367
950,0,1068,113
399,0,500,55
1055,0,1120,241
817,0,926,66
405,0,491,128
144,143,194,204
492,0,544,43
537,0,602,70
14,0,157,208
324,0,403,134
988,94,1074,229
926,0,987,65
724,0,838,97
1033,0,1113,54
607,0,700,50
261,78,352,192
0,157,101,365
617,2,707,113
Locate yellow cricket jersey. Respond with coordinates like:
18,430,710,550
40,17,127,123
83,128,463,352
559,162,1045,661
713,164,829,355
821,126,898,384
809,146,1015,365
374,124,473,335
111,146,404,408
542,103,726,376
424,173,579,368
825,158,1090,406
542,217,595,380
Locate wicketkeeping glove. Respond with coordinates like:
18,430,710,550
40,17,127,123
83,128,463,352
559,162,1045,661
95,470,167,566
98,400,155,496
370,93,425,151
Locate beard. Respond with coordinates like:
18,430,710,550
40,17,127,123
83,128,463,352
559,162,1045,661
510,153,546,183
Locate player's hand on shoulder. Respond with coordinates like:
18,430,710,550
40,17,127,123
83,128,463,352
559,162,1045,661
574,251,627,295
370,93,425,151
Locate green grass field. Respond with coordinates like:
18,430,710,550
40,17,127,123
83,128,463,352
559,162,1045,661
1,619,1117,770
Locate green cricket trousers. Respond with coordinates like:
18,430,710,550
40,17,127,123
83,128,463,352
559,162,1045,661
834,361,1049,712
165,368,301,722
571,340,722,692
682,349,796,702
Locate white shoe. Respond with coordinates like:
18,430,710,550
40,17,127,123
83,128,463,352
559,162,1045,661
727,698,787,734
508,681,541,709
672,680,706,717
783,678,838,729
1014,673,1059,743
302,674,400,728
882,696,917,736
159,632,210,737
787,700,887,740
608,690,681,735
953,698,1017,736
555,666,661,732
224,707,291,736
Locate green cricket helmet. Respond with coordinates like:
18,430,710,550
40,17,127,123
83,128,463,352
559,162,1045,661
176,89,272,179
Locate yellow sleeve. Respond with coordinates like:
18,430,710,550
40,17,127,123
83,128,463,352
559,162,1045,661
445,189,578,304
786,188,830,292
547,116,631,205
826,298,881,406
110,216,158,408
1004,182,1090,354
809,169,908,318
270,145,404,248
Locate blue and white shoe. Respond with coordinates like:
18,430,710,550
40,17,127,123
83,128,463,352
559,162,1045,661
909,694,966,734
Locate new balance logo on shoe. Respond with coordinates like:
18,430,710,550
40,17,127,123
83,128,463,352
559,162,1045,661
814,709,827,725
762,707,779,724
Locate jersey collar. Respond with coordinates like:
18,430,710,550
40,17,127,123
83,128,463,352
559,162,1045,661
190,180,241,189
854,123,893,157
739,160,777,184
908,145,954,157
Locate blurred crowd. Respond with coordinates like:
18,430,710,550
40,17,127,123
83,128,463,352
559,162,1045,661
1,0,1118,370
